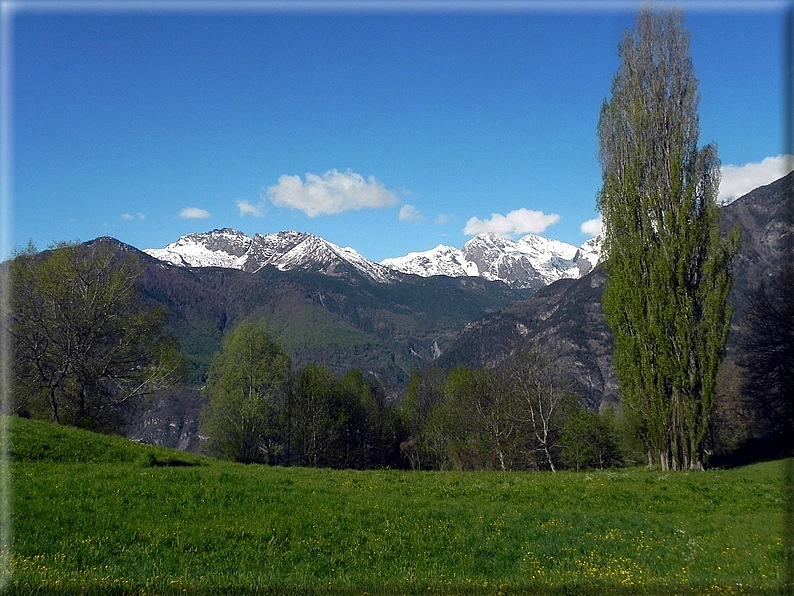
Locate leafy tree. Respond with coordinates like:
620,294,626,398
200,318,290,464
423,368,484,470
288,363,338,467
9,240,184,432
397,367,446,470
597,7,738,470
561,408,624,471
288,364,398,469
341,370,398,469
423,366,523,471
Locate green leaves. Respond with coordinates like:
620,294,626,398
597,7,736,470
9,240,185,431
201,318,290,464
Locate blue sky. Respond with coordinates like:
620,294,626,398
5,1,792,263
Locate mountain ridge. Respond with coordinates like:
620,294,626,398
144,229,602,290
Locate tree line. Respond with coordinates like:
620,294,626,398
199,316,627,471
199,317,401,468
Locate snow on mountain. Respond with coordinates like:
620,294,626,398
381,244,479,278
384,232,603,289
144,228,603,290
576,235,602,277
144,229,252,269
268,233,395,283
144,229,397,283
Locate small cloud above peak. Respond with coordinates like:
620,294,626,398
237,200,264,218
121,212,145,221
180,207,210,219
580,216,603,237
463,208,560,238
266,168,399,217
399,204,424,223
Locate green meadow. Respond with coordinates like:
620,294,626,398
6,416,790,595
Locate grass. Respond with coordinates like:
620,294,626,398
5,415,791,595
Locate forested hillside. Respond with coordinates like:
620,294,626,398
122,251,531,449
8,171,790,460
106,170,794,455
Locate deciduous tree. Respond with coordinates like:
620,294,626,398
597,7,738,470
398,367,446,470
9,240,184,431
289,363,338,467
200,318,290,464
506,349,573,472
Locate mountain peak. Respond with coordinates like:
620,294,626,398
144,229,398,283
145,229,602,290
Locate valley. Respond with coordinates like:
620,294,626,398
10,171,792,456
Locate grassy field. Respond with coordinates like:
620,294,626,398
6,415,791,595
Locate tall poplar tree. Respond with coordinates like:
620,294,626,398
597,7,738,470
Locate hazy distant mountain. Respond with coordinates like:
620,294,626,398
145,229,602,290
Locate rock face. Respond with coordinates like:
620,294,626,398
718,169,794,323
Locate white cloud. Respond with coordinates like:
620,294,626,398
434,213,451,225
180,207,210,219
266,168,399,217
237,200,264,217
399,204,424,222
463,208,560,237
580,216,603,237
719,155,794,204
121,212,145,221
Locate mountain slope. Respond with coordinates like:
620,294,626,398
719,169,794,322
122,247,532,450
436,267,617,410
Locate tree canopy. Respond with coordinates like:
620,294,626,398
9,240,184,432
597,7,738,470
200,317,291,464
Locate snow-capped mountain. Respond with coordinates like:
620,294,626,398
380,244,481,279
145,229,602,290
382,232,602,290
144,229,397,283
